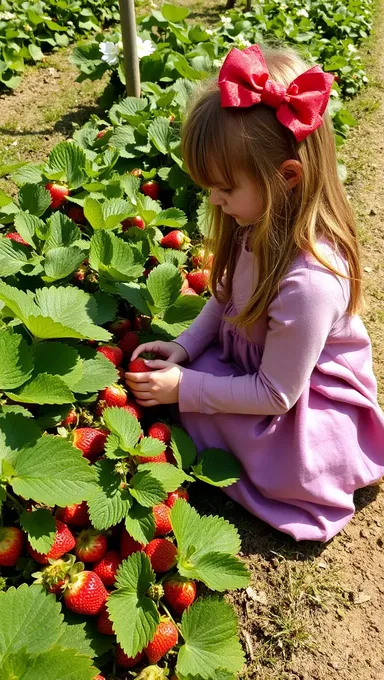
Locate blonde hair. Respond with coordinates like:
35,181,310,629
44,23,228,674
181,45,363,330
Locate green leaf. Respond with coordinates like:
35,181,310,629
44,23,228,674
153,295,206,339
146,263,182,313
136,437,166,458
147,117,172,155
0,412,41,464
0,329,33,390
0,237,29,277
19,646,97,680
84,197,133,231
72,352,118,394
125,503,155,544
19,508,56,553
183,552,250,592
177,598,245,679
150,208,187,228
28,43,44,60
43,246,86,281
18,184,51,217
130,470,166,507
108,552,159,657
6,372,74,405
162,3,189,21
11,164,44,187
87,460,133,530
36,404,74,430
192,449,242,487
10,434,97,506
33,342,81,389
45,142,87,190
14,212,42,247
137,462,190,492
102,407,142,451
0,584,63,656
44,212,81,250
59,614,113,658
90,230,144,282
115,282,152,316
171,426,197,469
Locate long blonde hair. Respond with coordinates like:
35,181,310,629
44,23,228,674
181,45,363,329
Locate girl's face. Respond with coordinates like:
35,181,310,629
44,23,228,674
208,171,263,227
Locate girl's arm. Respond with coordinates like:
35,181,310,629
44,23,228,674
178,264,349,415
175,289,227,362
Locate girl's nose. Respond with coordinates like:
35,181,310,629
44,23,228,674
209,188,225,206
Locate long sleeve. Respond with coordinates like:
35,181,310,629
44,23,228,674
175,290,227,363
178,263,349,415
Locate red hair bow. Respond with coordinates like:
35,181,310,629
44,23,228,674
218,45,334,142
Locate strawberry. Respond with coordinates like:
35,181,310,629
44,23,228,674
163,577,197,615
144,618,178,664
153,504,172,536
75,529,108,563
140,180,160,201
134,315,151,332
60,409,77,427
27,520,75,565
118,331,139,358
96,344,123,367
130,168,142,177
94,676,105,680
56,501,89,527
97,600,114,635
4,232,30,247
32,554,76,594
99,384,128,408
72,265,87,284
72,427,108,460
136,450,167,464
122,400,143,421
148,422,171,445
45,182,70,209
93,549,121,586
0,526,23,567
115,645,145,668
187,269,210,295
127,357,152,373
160,230,190,250
165,488,189,507
109,318,131,337
191,247,214,269
143,539,177,573
96,129,108,139
181,287,198,296
63,570,107,615
122,216,145,231
120,529,144,559
67,205,86,225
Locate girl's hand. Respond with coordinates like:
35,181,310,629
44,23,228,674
125,360,182,407
130,340,188,365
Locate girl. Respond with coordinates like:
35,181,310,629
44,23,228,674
126,44,384,542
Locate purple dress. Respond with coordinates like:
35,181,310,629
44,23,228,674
175,237,384,542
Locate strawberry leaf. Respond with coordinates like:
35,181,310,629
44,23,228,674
2,646,97,680
153,295,206,339
10,163,44,187
0,237,30,277
32,342,82,389
8,434,97,506
102,407,142,451
43,246,86,282
58,614,114,658
135,195,162,225
45,142,87,189
149,208,187,228
130,470,167,507
136,437,166,458
192,449,242,487
146,263,182,313
0,329,33,390
5,373,74,405
137,462,191,491
87,460,133,530
115,282,152,316
176,598,245,679
147,117,172,155
18,184,51,217
19,508,56,553
0,412,41,465
44,212,81,251
90,231,144,282
70,352,118,394
107,552,159,657
14,212,42,248
171,426,197,469
84,197,134,231
125,502,155,544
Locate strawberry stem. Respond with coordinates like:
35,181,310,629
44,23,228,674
159,600,183,636
3,487,25,514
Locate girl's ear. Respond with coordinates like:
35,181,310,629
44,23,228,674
278,159,303,189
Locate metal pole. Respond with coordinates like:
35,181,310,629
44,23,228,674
118,0,141,97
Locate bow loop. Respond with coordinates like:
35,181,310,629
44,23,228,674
218,45,334,142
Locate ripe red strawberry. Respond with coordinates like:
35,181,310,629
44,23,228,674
127,357,152,373
181,287,198,296
75,529,107,563
72,265,87,284
93,549,121,586
96,129,108,139
122,216,145,231
45,182,70,209
120,529,144,559
60,409,77,427
5,232,30,247
143,539,177,573
67,205,86,225
0,526,23,567
148,422,171,445
187,269,210,295
115,645,145,668
27,520,75,565
72,428,108,460
118,331,139,358
136,450,167,465
63,570,107,615
96,344,123,367
97,600,114,635
153,504,172,536
165,488,189,508
94,676,105,680
109,318,131,337
122,400,143,421
99,384,128,408
56,501,89,527
140,180,160,200
144,619,178,663
160,230,190,250
163,577,197,615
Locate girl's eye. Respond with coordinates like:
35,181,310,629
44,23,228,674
220,188,232,194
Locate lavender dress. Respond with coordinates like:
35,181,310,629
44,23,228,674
175,238,384,542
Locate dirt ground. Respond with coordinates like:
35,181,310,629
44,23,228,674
0,2,383,679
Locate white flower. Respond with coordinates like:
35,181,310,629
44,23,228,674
206,28,214,35
99,41,120,66
297,8,309,17
136,36,155,59
0,11,16,19
237,36,252,47
220,15,232,25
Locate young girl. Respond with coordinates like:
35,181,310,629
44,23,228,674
126,44,384,542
